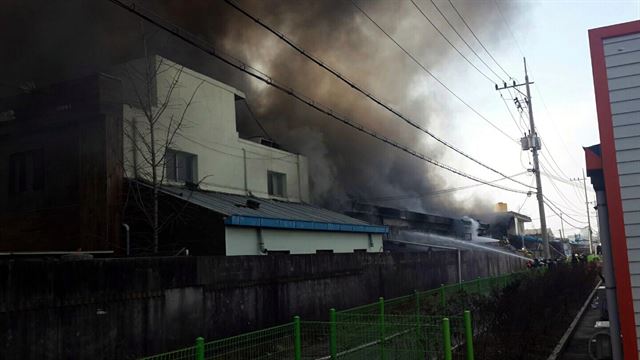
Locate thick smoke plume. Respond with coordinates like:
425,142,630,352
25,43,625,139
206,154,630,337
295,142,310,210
0,0,525,217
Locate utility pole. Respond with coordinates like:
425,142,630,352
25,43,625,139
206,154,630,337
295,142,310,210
560,213,566,240
571,170,594,254
495,57,549,258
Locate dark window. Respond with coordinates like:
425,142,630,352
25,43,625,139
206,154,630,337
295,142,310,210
9,149,44,194
267,171,286,197
166,149,197,183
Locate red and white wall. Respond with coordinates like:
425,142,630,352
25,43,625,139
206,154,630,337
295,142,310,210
590,20,640,358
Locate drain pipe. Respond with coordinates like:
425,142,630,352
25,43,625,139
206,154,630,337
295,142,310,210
243,149,249,195
122,223,130,256
596,190,622,360
258,228,267,254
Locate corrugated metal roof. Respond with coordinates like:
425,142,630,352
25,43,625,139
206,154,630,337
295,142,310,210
160,186,373,226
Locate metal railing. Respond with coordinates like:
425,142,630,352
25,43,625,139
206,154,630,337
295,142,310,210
139,271,535,360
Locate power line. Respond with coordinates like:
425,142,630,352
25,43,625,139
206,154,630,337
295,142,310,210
107,0,532,195
224,0,534,190
446,0,513,80
369,171,528,201
541,164,587,215
544,199,588,230
408,0,498,83
242,99,272,140
349,0,519,144
499,91,524,134
543,195,589,225
426,0,505,82
493,0,525,57
517,175,535,213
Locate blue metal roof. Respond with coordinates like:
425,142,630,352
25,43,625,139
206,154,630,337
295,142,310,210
160,186,388,234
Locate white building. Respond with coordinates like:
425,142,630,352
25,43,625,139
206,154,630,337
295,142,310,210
115,55,385,255
117,55,309,202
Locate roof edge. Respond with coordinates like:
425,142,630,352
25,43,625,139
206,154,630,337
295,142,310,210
225,215,388,234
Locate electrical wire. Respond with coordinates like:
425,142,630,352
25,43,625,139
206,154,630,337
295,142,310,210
500,91,524,134
368,171,529,202
106,0,533,195
349,0,519,144
408,0,498,83
544,199,588,230
543,195,589,225
427,0,505,82
492,0,578,195
493,0,525,57
224,0,533,190
242,99,272,140
542,170,587,216
446,0,513,80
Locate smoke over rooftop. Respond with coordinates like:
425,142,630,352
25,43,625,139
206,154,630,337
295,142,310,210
0,0,526,217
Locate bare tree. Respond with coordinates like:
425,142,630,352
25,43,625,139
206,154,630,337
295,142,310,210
119,54,204,253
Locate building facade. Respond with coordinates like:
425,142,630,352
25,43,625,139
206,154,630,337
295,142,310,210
587,20,640,359
117,55,384,255
0,74,123,253
117,55,309,202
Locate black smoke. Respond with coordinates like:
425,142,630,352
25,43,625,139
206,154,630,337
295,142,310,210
0,0,526,217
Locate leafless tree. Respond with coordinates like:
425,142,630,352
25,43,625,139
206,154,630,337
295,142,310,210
119,54,204,253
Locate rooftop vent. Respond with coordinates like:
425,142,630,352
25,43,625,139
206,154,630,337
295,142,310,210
246,199,260,210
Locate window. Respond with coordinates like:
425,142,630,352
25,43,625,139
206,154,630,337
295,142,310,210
9,149,44,194
267,171,286,197
165,149,197,183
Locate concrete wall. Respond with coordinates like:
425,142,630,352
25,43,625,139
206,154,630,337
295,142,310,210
604,32,640,347
118,55,310,202
225,227,384,255
0,252,524,359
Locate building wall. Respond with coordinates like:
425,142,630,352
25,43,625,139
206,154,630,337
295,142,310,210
604,31,640,349
225,226,383,255
0,252,526,359
0,74,123,251
118,56,309,202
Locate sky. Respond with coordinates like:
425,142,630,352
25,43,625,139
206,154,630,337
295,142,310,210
398,0,640,239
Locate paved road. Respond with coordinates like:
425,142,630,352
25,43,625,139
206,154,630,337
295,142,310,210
561,295,604,359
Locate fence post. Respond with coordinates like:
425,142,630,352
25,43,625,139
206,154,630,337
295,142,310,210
440,284,446,313
294,316,302,360
195,337,204,360
442,318,452,360
464,310,475,360
414,290,422,356
329,308,337,359
379,297,386,360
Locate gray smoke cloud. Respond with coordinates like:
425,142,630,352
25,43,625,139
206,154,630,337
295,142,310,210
0,0,526,217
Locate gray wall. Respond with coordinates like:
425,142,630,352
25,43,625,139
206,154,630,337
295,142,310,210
604,32,640,344
0,251,524,359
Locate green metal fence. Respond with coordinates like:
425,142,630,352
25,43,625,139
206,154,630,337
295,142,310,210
139,271,533,360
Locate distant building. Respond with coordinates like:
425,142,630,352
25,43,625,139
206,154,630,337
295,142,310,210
345,203,491,252
523,228,555,239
